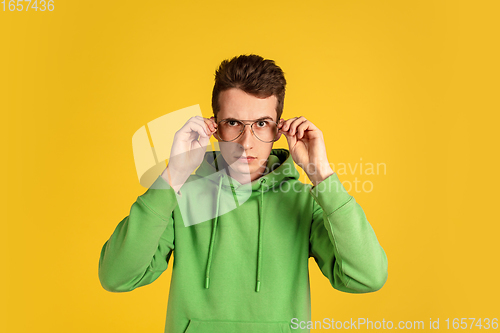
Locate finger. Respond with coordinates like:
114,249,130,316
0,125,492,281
288,117,308,136
280,117,298,132
277,118,287,131
209,116,218,127
296,121,311,139
189,117,213,136
198,133,210,147
203,117,217,132
282,126,296,146
186,120,211,138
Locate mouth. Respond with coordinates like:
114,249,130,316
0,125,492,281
236,155,257,162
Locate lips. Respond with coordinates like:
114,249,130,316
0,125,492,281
236,156,256,161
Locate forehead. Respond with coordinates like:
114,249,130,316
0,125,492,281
218,88,278,121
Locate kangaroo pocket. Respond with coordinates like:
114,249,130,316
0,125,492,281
184,319,292,333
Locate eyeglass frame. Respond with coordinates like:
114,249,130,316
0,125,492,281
213,117,281,143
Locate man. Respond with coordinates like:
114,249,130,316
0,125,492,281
98,54,388,333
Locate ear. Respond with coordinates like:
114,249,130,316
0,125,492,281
213,131,221,142
275,118,284,140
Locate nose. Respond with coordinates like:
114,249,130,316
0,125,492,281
237,124,255,149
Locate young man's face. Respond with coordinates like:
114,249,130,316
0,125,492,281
215,88,280,184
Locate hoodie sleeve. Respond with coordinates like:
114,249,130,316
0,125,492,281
98,174,177,292
308,172,388,293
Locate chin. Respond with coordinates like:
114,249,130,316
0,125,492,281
229,161,252,174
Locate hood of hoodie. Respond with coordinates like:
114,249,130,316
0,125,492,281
193,148,300,292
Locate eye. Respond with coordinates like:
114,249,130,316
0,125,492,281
228,120,238,126
256,120,268,128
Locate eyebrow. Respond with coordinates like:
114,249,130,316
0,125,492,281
222,116,274,121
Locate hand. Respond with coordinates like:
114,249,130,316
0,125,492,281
162,116,217,192
278,116,334,186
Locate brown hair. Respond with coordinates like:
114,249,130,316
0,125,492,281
212,54,286,121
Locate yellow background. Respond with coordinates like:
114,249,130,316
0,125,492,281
1,0,499,332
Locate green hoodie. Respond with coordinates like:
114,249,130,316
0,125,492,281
98,148,388,333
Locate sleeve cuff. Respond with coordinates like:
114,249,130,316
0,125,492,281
309,172,353,215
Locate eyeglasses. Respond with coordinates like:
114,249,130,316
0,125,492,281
214,118,280,143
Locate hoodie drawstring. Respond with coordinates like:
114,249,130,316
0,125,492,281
256,178,266,292
204,175,266,293
205,175,223,289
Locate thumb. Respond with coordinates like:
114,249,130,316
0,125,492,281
198,134,210,148
283,130,296,147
